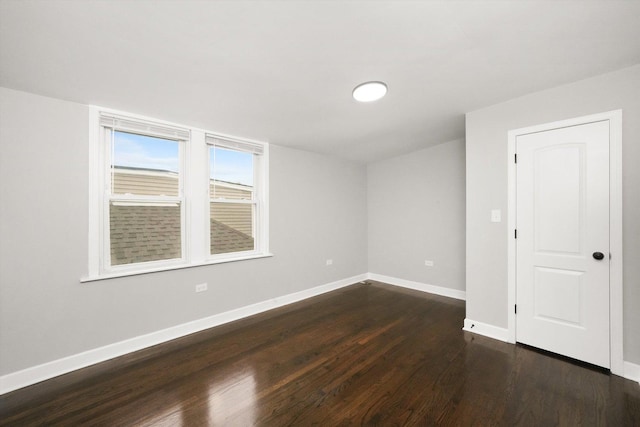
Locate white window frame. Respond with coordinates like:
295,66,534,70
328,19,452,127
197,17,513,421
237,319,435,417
85,107,271,282
206,135,268,261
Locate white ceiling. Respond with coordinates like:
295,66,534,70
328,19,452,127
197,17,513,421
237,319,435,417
1,1,639,163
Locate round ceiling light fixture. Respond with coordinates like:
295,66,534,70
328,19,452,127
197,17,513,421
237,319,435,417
352,81,388,102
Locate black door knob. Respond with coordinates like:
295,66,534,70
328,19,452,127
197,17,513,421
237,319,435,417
593,252,605,260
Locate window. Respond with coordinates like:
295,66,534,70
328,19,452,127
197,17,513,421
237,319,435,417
87,108,270,280
109,130,184,266
207,136,265,257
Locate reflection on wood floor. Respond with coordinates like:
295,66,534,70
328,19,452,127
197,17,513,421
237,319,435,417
1,281,639,425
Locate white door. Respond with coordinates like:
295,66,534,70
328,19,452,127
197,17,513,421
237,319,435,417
516,120,610,368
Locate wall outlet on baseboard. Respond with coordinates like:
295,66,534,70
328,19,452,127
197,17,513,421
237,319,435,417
424,260,434,267
195,283,208,293
326,259,333,266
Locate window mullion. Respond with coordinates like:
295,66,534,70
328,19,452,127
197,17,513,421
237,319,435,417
187,130,208,264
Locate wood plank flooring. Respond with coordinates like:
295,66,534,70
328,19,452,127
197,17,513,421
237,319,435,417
1,281,639,426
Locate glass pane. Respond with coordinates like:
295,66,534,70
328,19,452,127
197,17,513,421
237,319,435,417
110,202,182,265
209,146,253,200
210,202,254,255
112,130,180,197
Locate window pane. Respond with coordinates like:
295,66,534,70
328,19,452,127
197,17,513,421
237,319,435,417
210,146,253,200
110,202,182,265
210,202,254,255
112,131,180,197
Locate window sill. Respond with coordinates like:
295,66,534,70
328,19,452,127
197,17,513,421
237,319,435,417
80,253,274,283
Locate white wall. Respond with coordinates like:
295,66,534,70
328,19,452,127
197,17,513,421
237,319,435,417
5,63,637,384
367,139,466,292
0,87,368,376
465,64,640,364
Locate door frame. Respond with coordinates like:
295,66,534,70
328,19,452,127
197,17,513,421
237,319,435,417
507,110,623,376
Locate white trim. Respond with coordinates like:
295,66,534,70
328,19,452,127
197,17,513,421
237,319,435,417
0,273,367,395
188,130,208,265
506,110,624,376
81,253,275,283
463,318,509,342
464,321,638,384
367,273,466,301
608,111,624,376
87,107,101,278
623,361,640,385
261,143,270,260
4,272,637,395
507,133,517,344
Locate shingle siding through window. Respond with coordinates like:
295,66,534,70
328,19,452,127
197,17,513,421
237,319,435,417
109,167,255,264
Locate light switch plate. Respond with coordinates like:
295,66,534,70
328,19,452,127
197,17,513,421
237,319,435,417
491,209,501,223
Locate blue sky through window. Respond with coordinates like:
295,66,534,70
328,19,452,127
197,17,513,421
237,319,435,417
210,146,253,187
112,131,254,187
113,131,179,173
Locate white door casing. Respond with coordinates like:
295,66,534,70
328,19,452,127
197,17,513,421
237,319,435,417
516,121,610,368
507,110,623,375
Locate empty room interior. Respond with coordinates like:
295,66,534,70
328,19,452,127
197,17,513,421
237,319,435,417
1,1,640,425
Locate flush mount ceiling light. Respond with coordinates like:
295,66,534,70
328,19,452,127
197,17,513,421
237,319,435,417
352,81,388,102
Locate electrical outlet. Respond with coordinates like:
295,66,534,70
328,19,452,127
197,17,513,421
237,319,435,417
326,259,333,266
195,283,208,293
424,260,434,267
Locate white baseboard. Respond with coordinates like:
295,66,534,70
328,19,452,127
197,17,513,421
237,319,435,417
463,318,509,342
4,273,636,395
624,361,640,384
463,320,640,384
367,273,466,301
0,273,367,395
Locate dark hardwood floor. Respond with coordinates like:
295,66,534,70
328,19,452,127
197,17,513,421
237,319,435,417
1,281,639,426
